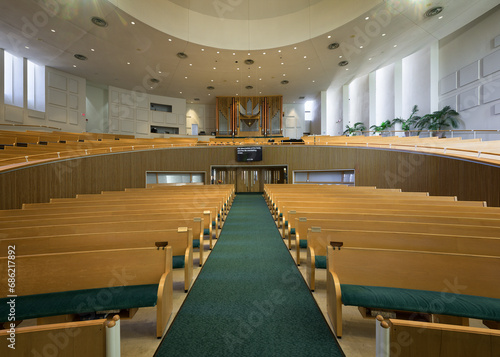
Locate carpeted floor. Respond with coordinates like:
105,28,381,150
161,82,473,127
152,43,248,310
154,193,344,357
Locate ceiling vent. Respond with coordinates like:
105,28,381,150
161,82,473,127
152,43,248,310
91,16,108,28
74,54,88,61
299,96,305,100
338,60,349,67
424,6,443,18
245,85,253,90
244,59,254,65
194,98,200,101
281,80,289,85
207,86,215,90
328,43,340,50
149,78,160,84
177,52,188,59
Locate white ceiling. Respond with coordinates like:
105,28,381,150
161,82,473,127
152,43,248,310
0,0,498,105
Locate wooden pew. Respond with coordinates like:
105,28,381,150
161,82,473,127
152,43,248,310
284,208,500,245
0,224,194,292
0,317,120,357
294,217,500,265
376,317,500,357
15,202,222,240
326,246,500,338
0,246,173,338
305,227,500,291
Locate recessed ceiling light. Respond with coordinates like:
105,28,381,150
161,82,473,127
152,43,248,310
312,80,315,82
438,16,443,19
127,62,130,65
278,50,281,53
259,92,262,94
308,67,311,70
394,44,397,48
237,68,240,70
185,76,188,79
211,79,214,82
339,55,343,58
91,16,108,28
382,33,386,37
74,54,88,61
201,49,205,51
327,35,332,39
365,16,369,20
180,91,182,94
236,80,239,82
346,68,349,71
360,46,363,49
248,52,251,55
189,63,192,66
25,46,29,49
168,38,172,42
233,53,236,55
73,65,76,67
259,78,262,80
294,47,297,50
90,48,95,51
281,62,284,65
208,93,211,96
51,29,55,32
425,6,444,18
213,67,216,69
369,58,372,61
217,51,220,54
236,94,238,96
303,56,307,59
258,66,262,69
158,71,162,74
328,43,340,50
263,52,266,55
338,60,349,66
131,21,135,25
177,52,188,59
248,75,251,78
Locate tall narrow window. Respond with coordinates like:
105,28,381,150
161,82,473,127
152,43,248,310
27,60,45,112
4,51,24,108
305,100,314,121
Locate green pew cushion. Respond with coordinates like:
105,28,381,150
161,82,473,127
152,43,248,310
173,255,185,269
0,284,158,322
212,221,216,227
284,220,288,226
193,239,200,248
290,228,295,235
315,255,327,269
204,228,210,236
279,213,283,217
341,284,500,322
300,239,307,249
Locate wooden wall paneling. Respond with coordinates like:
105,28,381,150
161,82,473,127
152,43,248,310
1,146,500,210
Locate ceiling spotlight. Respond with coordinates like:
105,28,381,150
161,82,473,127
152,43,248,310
281,80,289,85
91,16,108,27
245,85,253,89
425,6,443,18
244,59,254,65
131,21,135,25
177,52,188,59
328,43,340,50
338,60,349,66
74,54,88,61
207,86,215,90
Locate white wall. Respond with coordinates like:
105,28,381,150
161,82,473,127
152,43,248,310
108,86,187,137
375,63,395,124
326,85,343,136
439,8,500,131
348,74,370,127
283,103,305,139
86,83,108,133
186,103,216,135
0,49,87,132
402,46,431,119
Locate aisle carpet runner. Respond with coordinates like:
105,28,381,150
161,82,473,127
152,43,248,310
155,193,344,357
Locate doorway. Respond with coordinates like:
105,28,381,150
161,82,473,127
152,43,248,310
212,166,287,193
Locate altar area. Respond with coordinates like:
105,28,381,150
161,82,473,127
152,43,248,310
216,96,283,138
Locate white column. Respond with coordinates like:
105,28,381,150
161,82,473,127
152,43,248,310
430,41,439,112
342,84,350,131
369,71,377,135
320,90,327,135
394,60,403,136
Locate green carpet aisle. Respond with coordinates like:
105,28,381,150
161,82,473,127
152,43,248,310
154,193,344,357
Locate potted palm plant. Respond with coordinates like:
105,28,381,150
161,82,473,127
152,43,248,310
392,105,421,137
343,122,367,136
370,120,393,135
414,106,460,137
